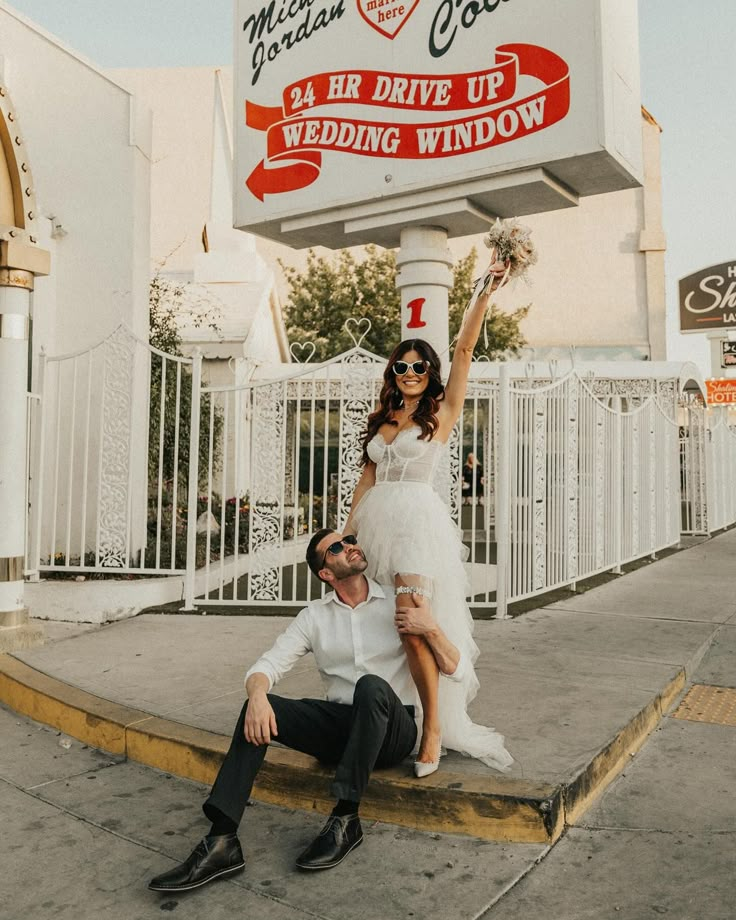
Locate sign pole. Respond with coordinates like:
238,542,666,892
395,226,453,359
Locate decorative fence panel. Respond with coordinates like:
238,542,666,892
680,404,736,536
188,344,386,607
29,325,198,576
494,371,681,609
705,408,736,534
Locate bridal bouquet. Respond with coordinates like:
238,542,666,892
478,218,538,293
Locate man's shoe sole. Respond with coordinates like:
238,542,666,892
148,860,245,892
295,835,363,871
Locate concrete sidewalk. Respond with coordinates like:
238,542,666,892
3,617,735,920
1,529,735,845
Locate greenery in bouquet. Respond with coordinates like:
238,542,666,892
480,218,538,289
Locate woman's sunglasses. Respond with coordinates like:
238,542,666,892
393,360,428,376
321,534,358,568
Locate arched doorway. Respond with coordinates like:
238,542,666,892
0,83,37,239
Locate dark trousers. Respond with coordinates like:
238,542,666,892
203,674,417,827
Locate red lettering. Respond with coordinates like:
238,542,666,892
406,297,427,328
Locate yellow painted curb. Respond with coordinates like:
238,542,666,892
0,654,562,843
251,746,564,844
0,654,683,845
564,668,687,825
0,655,140,754
126,716,229,786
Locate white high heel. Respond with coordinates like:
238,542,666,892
413,736,442,778
414,758,440,779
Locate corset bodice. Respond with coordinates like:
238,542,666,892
367,425,447,487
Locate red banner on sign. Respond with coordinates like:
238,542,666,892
245,43,570,201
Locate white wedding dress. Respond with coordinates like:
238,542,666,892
351,425,513,772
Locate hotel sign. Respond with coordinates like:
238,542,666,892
234,0,644,248
679,261,736,334
706,379,736,405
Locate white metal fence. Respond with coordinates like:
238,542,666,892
28,324,735,618
185,343,692,617
680,403,736,535
24,392,41,579
494,366,681,609
28,325,200,576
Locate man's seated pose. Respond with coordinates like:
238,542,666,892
148,528,465,892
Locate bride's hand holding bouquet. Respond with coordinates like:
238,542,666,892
477,217,538,297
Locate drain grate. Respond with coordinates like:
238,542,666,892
673,684,736,727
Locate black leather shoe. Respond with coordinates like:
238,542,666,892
148,833,245,892
295,814,363,870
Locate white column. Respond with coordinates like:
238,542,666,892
395,226,454,359
0,269,41,648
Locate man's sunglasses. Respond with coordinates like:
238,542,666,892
321,534,358,568
393,360,427,376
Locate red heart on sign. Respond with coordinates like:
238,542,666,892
356,0,420,39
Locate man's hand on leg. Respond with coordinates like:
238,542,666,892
244,691,278,745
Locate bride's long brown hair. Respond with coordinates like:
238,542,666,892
361,339,445,465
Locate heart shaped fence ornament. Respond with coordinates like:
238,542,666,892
289,341,317,364
356,0,420,39
344,317,372,348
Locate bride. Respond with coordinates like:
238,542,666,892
344,255,514,777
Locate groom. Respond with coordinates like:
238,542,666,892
148,527,465,892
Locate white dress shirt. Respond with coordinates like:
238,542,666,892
245,578,465,706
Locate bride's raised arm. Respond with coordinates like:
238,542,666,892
442,219,537,433
441,260,507,428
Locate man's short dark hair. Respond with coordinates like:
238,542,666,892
306,528,335,581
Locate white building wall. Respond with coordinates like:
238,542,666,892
113,66,288,367
0,4,152,566
0,4,151,356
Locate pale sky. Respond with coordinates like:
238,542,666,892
6,0,735,371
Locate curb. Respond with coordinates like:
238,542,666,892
0,654,685,845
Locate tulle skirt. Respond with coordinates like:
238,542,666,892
352,480,513,772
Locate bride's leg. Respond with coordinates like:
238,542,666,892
395,574,441,765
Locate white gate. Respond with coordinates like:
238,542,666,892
679,402,708,535
28,325,202,576
187,341,499,610
680,403,736,535
493,367,682,608
186,341,384,608
706,408,736,533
